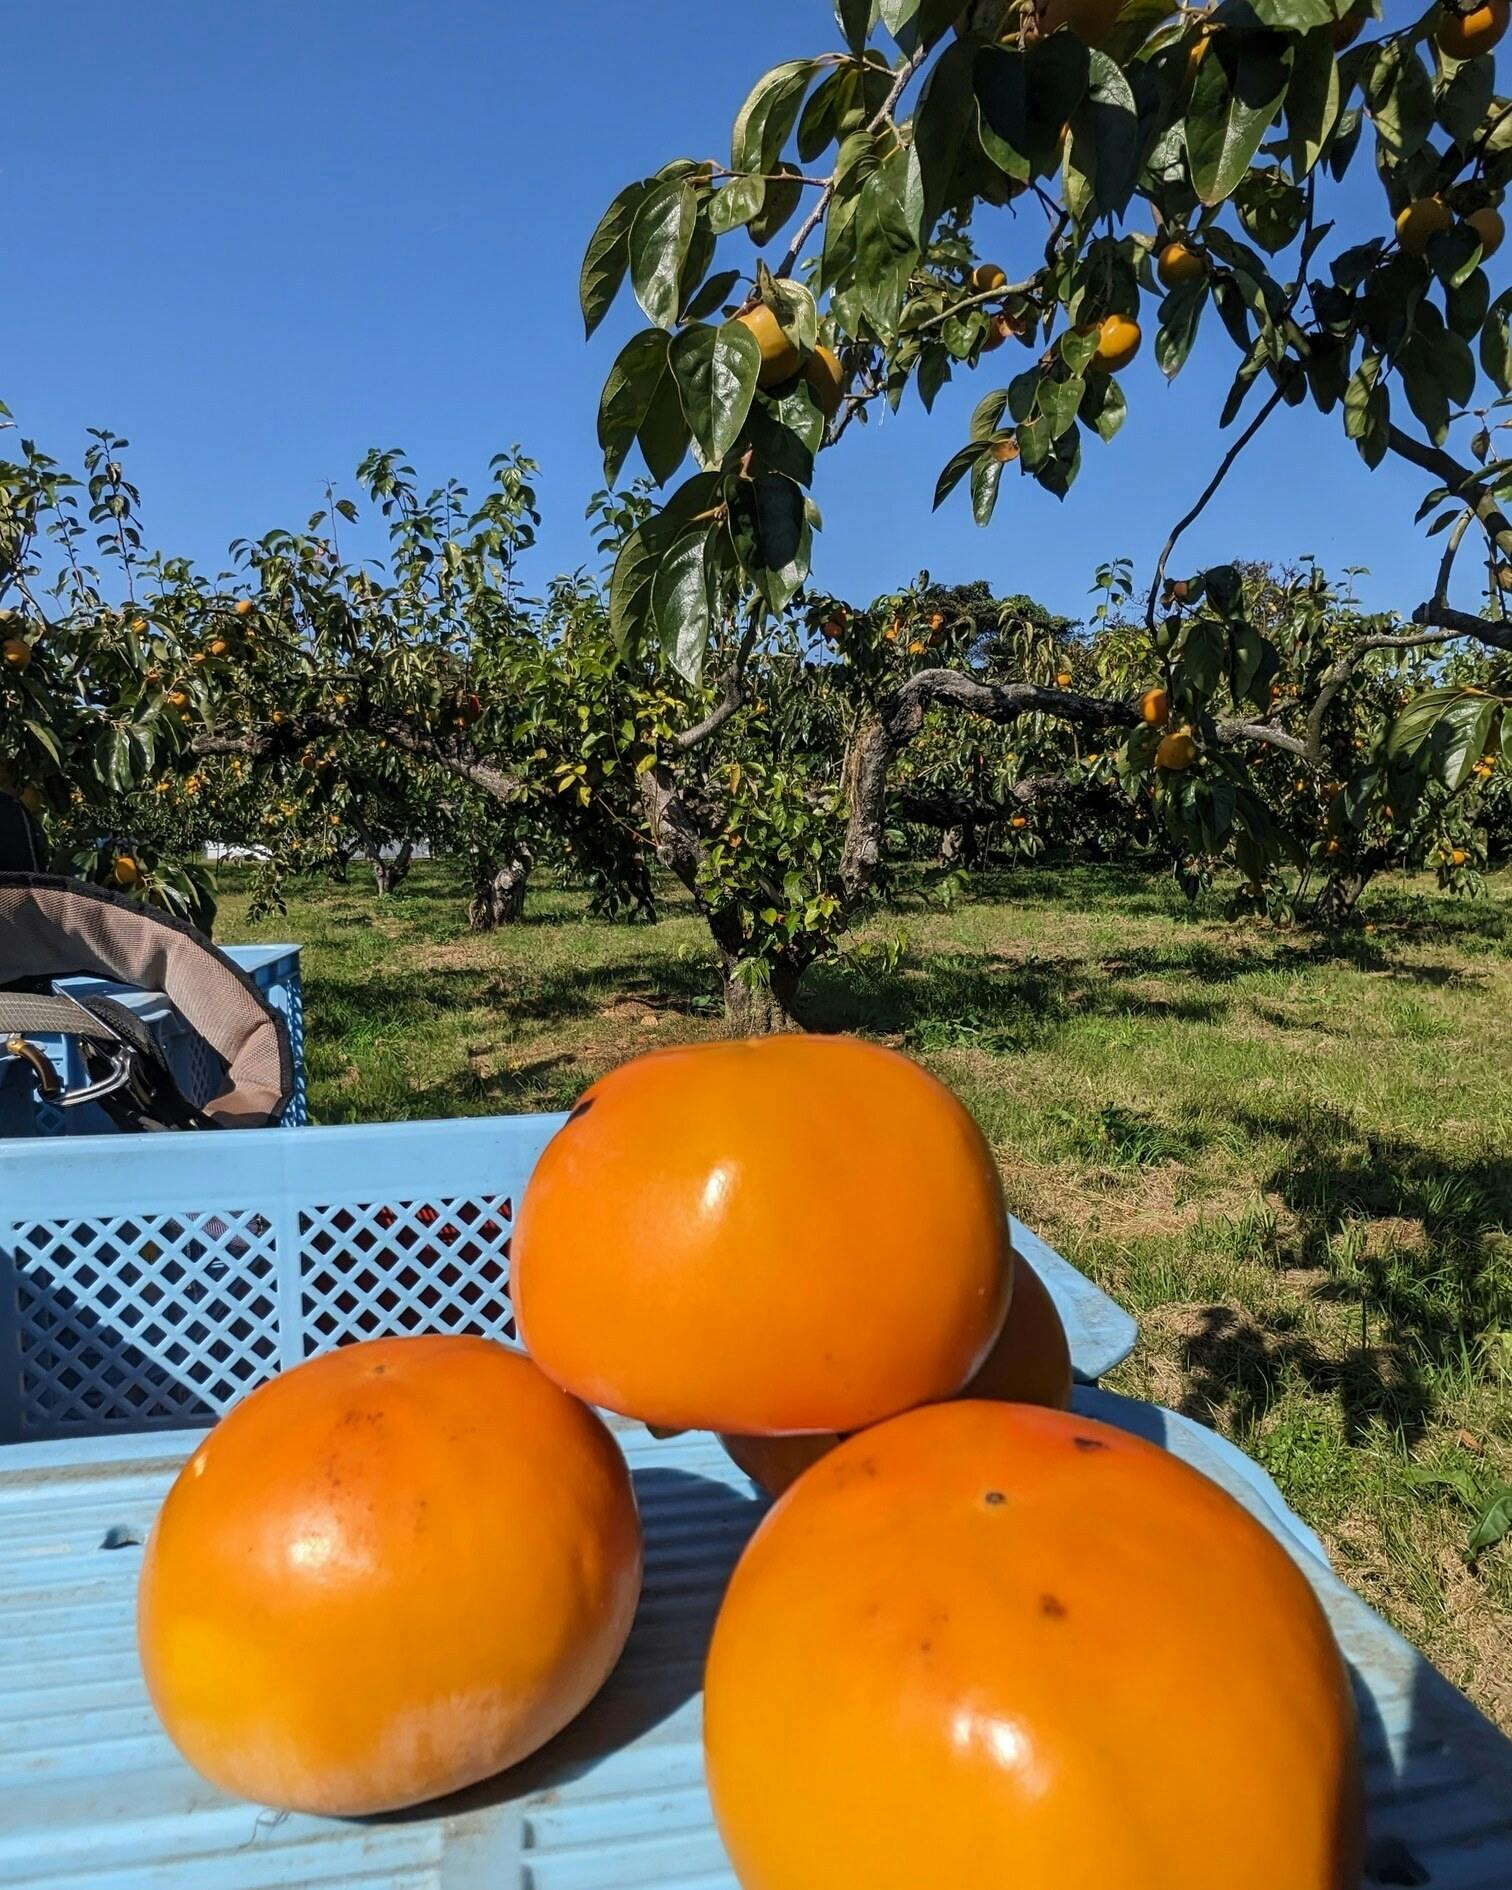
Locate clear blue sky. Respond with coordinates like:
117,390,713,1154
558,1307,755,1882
8,1,1461,624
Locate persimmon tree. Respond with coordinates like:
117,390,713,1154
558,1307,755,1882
581,0,1512,1010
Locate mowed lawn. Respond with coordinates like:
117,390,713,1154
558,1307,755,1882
219,859,1512,1728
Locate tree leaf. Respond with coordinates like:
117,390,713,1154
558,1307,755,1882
580,181,648,338
1235,165,1306,253
708,174,767,235
748,164,806,247
970,451,1004,526
973,44,1032,182
671,320,761,467
638,364,693,484
835,0,876,54
1343,353,1389,468
1427,692,1499,789
1285,28,1340,178
1072,51,1139,217
651,525,715,684
682,267,743,323
750,472,812,608
1467,1486,1512,1558
1039,375,1086,440
630,179,698,331
1480,288,1512,394
732,60,818,174
856,154,921,337
1186,36,1292,207
1247,0,1332,27
1365,40,1435,167
609,525,662,651
1180,618,1227,698
598,329,671,486
1080,372,1126,442
1436,50,1494,145
1156,278,1209,379
798,66,857,162
914,39,978,237
934,443,981,508
970,388,1011,440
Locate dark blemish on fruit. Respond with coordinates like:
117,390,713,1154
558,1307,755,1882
983,1491,1006,1506
566,1099,595,1126
1072,1436,1107,1452
371,1364,388,1376
1040,1594,1067,1619
919,1639,933,1654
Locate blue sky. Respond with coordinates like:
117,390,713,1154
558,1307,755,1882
7,1,1466,625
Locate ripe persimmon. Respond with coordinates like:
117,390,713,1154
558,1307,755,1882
1156,729,1198,770
513,1036,1013,1434
1,637,31,670
972,262,1007,292
1437,0,1508,59
1090,313,1141,373
1140,686,1170,727
804,344,845,419
737,301,801,388
721,1253,1073,1499
705,1401,1363,1890
1157,240,1205,288
138,1336,642,1815
1396,197,1451,255
1466,205,1504,259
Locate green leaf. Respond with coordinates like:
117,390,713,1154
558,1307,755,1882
970,451,1004,526
856,155,921,337
1480,288,1512,394
682,267,743,323
1186,37,1292,207
1039,375,1085,439
1235,165,1306,253
708,174,767,235
934,443,981,509
1072,51,1139,217
609,525,662,651
1365,39,1434,167
1247,0,1332,27
750,472,812,608
629,180,698,330
1468,1486,1512,1558
1343,353,1389,467
835,0,876,54
651,525,715,684
732,60,818,174
1446,268,1489,341
1435,49,1494,145
973,45,1032,182
598,329,670,486
22,717,62,768
914,39,978,238
1285,27,1341,176
1180,618,1227,699
798,66,857,163
748,164,806,247
1080,373,1126,442
1156,279,1209,379
580,181,648,338
670,320,762,467
638,365,693,484
1427,692,1500,789
1388,686,1478,761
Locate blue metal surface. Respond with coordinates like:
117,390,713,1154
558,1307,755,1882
0,944,306,1137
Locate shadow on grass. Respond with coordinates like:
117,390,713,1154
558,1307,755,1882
1158,1107,1511,1449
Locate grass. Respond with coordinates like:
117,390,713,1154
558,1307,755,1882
220,857,1512,1729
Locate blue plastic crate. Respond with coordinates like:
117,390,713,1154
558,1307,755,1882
0,1112,1507,1888
0,943,306,1136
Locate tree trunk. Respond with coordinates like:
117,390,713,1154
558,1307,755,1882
721,959,802,1036
468,847,533,930
372,839,414,897
1309,867,1374,928
939,822,980,868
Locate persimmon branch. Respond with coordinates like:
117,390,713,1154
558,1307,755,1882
1386,425,1512,561
1145,376,1292,629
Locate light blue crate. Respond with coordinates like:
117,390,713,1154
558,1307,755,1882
0,943,305,1135
0,1108,1508,1886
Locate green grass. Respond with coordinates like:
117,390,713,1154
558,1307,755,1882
219,857,1512,1728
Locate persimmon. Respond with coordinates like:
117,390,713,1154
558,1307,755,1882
1140,686,1170,727
2,636,31,670
1157,240,1205,288
721,1254,1073,1500
972,262,1007,292
1090,312,1141,373
1451,847,1468,865
112,854,140,887
138,1336,642,1816
705,1401,1363,1890
1055,668,1073,685
1009,814,1030,831
233,598,256,617
737,301,801,388
1039,0,1142,48
1437,0,1508,59
513,1036,1013,1434
981,312,1012,352
1396,197,1451,255
19,786,44,815
1156,729,1198,770
1466,206,1504,259
804,344,845,419
992,437,1020,463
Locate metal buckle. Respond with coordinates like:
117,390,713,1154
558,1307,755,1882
0,992,138,1110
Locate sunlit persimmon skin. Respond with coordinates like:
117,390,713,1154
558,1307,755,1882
138,1336,642,1816
722,1253,1072,1497
705,1402,1364,1890
513,1035,1013,1435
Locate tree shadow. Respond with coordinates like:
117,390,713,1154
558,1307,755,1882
1159,1107,1512,1448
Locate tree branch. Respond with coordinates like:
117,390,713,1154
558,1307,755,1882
1386,424,1512,561
775,44,931,281
671,627,757,751
1145,375,1292,628
883,668,1143,745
